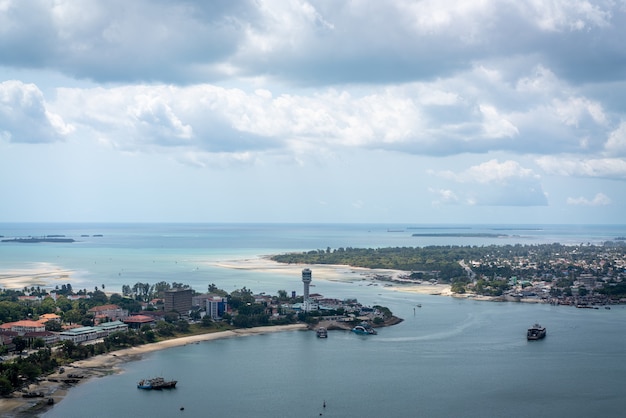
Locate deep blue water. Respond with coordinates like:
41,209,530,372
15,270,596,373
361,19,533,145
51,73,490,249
0,223,625,417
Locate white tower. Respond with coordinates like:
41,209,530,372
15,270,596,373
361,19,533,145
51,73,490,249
302,268,312,311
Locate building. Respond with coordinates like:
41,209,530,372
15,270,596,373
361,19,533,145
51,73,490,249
123,315,156,330
164,288,193,315
88,304,128,324
0,320,45,334
39,313,61,323
59,320,128,344
302,268,312,312
206,296,228,320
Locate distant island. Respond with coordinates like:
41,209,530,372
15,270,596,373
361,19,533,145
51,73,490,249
1,237,75,243
411,233,507,238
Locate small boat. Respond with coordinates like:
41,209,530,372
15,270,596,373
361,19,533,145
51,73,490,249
527,323,546,340
137,379,152,389
137,377,177,390
351,324,377,335
316,327,328,338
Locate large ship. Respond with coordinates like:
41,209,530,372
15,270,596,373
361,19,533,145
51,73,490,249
137,377,177,390
527,323,546,340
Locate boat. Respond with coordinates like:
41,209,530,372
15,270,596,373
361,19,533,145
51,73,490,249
351,323,377,335
137,377,177,390
316,327,328,338
527,323,546,340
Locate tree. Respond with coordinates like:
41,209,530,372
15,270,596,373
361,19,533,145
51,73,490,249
32,338,46,349
55,295,73,312
0,376,13,396
201,315,214,327
60,340,76,358
64,309,83,325
45,321,62,332
39,296,57,314
155,321,175,337
175,320,190,333
12,336,27,353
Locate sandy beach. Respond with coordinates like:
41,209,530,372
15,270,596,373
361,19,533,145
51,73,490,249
208,257,454,296
0,324,307,417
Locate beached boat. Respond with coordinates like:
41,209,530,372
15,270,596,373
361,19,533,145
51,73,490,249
527,323,546,340
137,377,177,390
316,327,328,338
351,324,377,335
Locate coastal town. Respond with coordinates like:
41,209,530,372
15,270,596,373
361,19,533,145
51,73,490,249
0,267,396,415
273,241,626,307
0,241,625,414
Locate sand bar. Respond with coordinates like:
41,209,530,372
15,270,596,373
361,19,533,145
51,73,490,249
209,257,453,296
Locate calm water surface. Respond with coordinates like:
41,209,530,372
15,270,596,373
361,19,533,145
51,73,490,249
0,223,624,417
43,296,626,418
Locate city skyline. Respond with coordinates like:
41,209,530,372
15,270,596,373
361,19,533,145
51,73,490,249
1,1,625,224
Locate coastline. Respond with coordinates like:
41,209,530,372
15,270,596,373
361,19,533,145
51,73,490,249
0,258,488,416
208,257,456,297
0,324,307,417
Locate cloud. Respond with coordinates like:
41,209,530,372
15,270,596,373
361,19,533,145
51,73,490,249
429,188,460,206
605,121,626,156
0,80,73,143
430,159,548,206
435,159,539,183
0,0,624,86
536,156,626,180
566,192,611,206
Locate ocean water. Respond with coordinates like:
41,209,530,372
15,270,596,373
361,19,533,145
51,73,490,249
0,223,625,417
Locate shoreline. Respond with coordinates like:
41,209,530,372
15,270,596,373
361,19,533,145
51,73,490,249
207,257,456,297
0,258,493,416
0,324,307,417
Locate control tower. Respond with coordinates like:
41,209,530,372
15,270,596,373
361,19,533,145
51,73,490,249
302,268,312,308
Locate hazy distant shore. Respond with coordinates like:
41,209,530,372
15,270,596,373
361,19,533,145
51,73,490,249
0,324,307,417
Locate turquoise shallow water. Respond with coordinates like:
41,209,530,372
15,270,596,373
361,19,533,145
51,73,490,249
1,223,625,418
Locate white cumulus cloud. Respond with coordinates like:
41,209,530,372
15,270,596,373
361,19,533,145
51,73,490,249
566,192,611,206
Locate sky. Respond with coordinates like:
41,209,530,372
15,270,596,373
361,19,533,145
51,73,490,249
1,0,625,224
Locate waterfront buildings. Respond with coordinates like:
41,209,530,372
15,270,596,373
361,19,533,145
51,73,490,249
164,288,193,315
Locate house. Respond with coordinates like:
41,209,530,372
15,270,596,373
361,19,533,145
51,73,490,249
123,315,156,330
88,304,128,324
39,313,61,323
0,320,46,334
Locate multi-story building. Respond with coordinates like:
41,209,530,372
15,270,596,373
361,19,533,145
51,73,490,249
206,296,228,320
88,304,128,324
164,288,193,315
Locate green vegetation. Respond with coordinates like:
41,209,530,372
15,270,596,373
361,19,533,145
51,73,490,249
271,242,626,297
271,246,467,281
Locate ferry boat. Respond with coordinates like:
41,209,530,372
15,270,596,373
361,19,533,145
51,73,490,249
351,324,377,335
316,327,328,338
137,377,177,390
526,323,546,340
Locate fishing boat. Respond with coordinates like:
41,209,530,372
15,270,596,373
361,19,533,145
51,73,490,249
526,323,546,340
